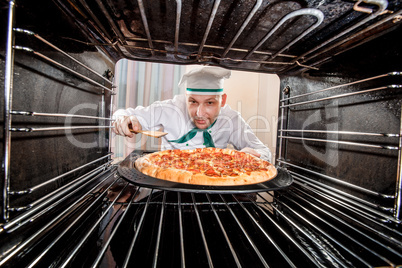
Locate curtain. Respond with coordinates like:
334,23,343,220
111,59,186,159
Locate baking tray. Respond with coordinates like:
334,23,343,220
117,150,293,194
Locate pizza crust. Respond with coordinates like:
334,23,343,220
135,148,277,186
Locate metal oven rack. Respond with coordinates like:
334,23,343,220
2,1,115,222
277,71,402,221
276,71,402,265
1,176,401,267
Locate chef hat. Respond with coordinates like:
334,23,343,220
179,66,231,95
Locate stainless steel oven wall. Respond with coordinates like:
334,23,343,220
1,0,115,221
277,26,402,221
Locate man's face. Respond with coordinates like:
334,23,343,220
186,94,227,129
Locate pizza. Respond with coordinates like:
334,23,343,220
134,148,277,186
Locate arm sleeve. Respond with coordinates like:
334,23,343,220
112,102,165,131
229,113,272,162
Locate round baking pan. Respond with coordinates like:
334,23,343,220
117,151,293,194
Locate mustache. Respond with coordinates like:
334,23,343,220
193,116,208,121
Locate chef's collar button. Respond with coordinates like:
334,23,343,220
209,130,211,133
186,144,189,146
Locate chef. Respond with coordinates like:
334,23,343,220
113,66,272,162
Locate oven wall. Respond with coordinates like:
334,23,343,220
0,1,115,219
278,26,402,208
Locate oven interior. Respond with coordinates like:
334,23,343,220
1,0,402,267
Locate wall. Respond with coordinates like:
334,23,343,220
184,65,280,162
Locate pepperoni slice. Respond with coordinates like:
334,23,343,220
161,155,173,161
187,169,201,174
204,169,220,177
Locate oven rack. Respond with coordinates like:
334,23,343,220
1,169,401,267
13,28,115,94
278,162,399,225
278,134,399,150
10,110,113,120
279,78,396,157
0,166,118,266
275,187,402,265
280,71,402,103
291,172,397,222
3,2,115,222
13,44,114,94
10,111,115,133
9,110,114,132
8,153,113,197
280,84,402,109
278,160,394,199
1,160,115,233
278,71,402,221
56,0,397,74
13,28,113,85
10,126,114,133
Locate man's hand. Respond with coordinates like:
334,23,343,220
240,147,261,158
113,115,142,138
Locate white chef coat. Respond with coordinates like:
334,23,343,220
113,94,272,162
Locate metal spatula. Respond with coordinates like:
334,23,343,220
129,128,168,138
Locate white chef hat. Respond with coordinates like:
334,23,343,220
179,66,231,95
